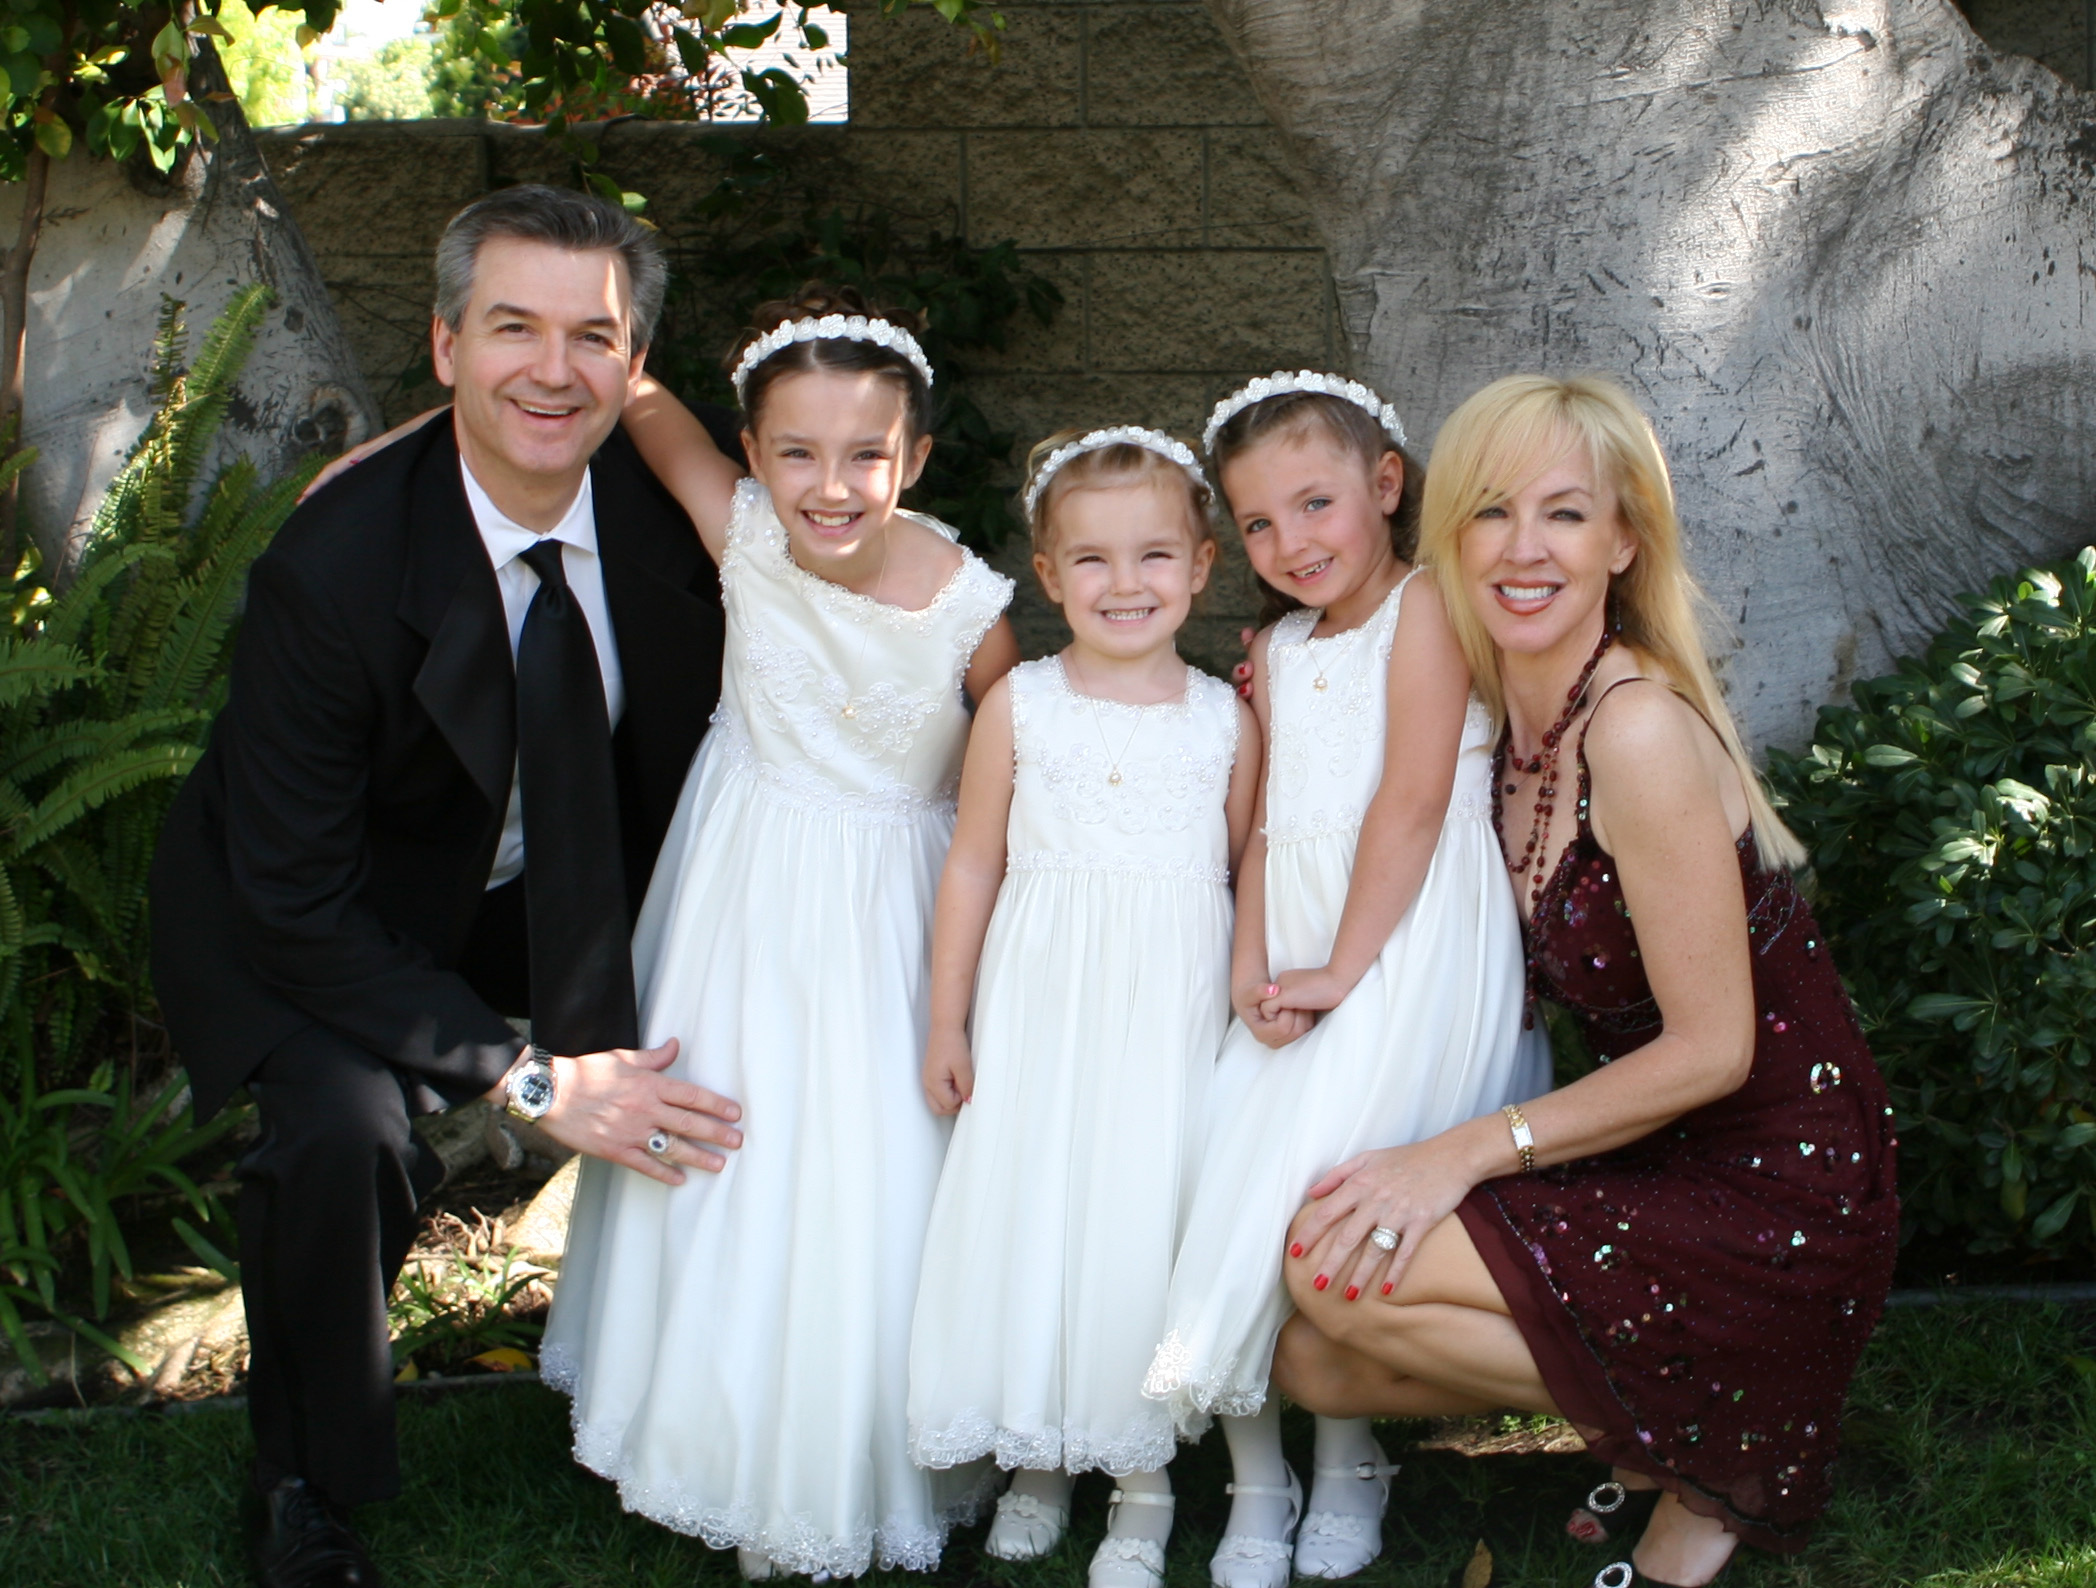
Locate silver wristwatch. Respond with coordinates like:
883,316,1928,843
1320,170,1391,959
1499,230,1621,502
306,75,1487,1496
504,1046,557,1122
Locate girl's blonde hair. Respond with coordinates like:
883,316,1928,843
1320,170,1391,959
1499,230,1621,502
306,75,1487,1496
1022,431,1215,560
1416,374,1803,871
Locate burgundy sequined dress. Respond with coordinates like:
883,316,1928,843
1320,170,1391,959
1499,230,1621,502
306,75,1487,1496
1456,725,1898,1554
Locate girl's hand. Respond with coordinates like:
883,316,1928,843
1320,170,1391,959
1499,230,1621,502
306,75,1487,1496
1292,1133,1480,1300
1233,974,1314,1049
300,406,451,502
923,1028,975,1115
1257,964,1353,1023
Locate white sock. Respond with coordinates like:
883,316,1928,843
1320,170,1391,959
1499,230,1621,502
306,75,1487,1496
1221,1403,1294,1537
1107,1465,1175,1546
1010,1466,1073,1510
1308,1416,1386,1517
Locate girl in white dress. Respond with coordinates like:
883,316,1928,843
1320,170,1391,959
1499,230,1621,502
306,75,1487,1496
908,429,1260,1588
1141,376,1550,1587
539,287,1020,1578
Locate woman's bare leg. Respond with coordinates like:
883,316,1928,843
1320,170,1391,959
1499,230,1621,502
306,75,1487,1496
1279,1211,1558,1413
1275,1208,1737,1585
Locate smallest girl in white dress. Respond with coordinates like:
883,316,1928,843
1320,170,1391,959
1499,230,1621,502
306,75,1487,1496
909,428,1259,1588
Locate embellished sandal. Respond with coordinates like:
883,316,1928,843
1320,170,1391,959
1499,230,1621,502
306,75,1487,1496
1567,1480,1661,1546
1293,1440,1402,1579
1209,1469,1303,1588
985,1486,1069,1561
1088,1489,1175,1588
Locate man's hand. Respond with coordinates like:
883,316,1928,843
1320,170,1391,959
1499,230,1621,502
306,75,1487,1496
528,1038,743,1185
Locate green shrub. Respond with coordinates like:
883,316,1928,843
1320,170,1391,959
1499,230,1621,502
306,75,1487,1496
1767,548,2096,1261
0,283,316,1372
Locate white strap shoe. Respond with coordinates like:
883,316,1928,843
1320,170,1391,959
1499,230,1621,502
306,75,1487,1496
736,1547,777,1581
1293,1441,1401,1580
985,1486,1069,1561
1210,1469,1303,1588
1088,1489,1175,1588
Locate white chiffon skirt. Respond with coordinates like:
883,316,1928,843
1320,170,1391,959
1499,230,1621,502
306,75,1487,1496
542,738,990,1575
908,867,1230,1477
1144,816,1550,1432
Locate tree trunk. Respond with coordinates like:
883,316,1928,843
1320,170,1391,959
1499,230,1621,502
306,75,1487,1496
0,42,377,576
1206,0,2096,747
0,140,51,574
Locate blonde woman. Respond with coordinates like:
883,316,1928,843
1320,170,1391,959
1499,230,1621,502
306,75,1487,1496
1266,375,1897,1586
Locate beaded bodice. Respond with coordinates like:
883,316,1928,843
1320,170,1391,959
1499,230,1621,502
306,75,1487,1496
1005,657,1238,886
714,478,1013,823
1263,571,1494,846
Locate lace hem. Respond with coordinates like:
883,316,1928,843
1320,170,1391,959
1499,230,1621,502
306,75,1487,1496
545,1342,993,1575
909,1410,1179,1477
1006,850,1229,886
1141,1330,1268,1431
709,707,955,827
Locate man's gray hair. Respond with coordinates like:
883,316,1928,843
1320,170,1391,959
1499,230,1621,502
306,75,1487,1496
433,185,669,349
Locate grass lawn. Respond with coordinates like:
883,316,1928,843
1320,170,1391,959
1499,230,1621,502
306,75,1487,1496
2,1301,2092,1588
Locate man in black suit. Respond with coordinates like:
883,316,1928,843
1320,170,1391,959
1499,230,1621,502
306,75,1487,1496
150,186,744,1587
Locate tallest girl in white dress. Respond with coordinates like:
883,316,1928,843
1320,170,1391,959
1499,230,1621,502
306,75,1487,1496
540,288,1018,1578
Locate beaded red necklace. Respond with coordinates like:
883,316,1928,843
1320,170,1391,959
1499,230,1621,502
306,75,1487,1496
1493,628,1615,915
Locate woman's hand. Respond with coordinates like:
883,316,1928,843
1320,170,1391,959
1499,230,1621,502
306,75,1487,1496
1257,964,1354,1024
1292,1131,1485,1300
1233,972,1313,1049
923,1027,975,1115
299,406,451,502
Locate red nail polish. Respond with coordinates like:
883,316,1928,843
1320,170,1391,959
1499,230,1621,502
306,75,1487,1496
1381,1282,1394,1296
1313,1274,1329,1291
1289,1242,1304,1258
1344,1285,1360,1301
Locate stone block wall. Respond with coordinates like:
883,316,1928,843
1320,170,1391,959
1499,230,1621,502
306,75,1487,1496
256,0,1335,666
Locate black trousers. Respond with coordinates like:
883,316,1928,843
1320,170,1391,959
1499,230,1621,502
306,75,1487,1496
236,880,529,1506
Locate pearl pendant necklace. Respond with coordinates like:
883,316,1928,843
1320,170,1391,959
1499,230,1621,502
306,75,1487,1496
1065,655,1153,787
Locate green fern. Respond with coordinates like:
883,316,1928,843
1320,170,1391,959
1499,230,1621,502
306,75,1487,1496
0,286,315,1373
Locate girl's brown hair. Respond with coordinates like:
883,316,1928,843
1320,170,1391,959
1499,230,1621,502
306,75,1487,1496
1207,390,1423,624
727,283,934,439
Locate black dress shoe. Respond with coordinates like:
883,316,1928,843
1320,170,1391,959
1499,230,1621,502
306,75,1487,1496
247,1478,383,1587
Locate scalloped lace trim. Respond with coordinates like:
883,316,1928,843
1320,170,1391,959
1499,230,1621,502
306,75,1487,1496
910,1410,1179,1477
1141,1331,1268,1429
544,1342,992,1574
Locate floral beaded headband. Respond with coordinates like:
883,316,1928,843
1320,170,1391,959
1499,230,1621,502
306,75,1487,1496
729,314,936,402
1022,427,1210,518
1201,371,1408,455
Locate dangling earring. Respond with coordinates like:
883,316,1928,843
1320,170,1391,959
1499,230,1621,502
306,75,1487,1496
1606,580,1623,636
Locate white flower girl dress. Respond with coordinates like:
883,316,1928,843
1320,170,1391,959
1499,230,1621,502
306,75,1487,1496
543,478,1012,1577
909,657,1240,1480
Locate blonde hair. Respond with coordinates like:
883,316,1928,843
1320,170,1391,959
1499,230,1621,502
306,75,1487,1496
1416,374,1803,872
1022,430,1215,560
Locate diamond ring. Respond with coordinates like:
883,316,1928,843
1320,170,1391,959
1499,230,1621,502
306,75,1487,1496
645,1130,673,1159
1369,1226,1400,1252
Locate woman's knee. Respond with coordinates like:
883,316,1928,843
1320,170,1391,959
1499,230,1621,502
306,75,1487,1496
1271,1315,1359,1416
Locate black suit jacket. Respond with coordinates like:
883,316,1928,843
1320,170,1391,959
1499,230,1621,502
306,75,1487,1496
151,417,728,1119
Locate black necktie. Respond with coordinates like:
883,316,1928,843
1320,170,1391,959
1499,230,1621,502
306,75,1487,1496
515,537,636,1056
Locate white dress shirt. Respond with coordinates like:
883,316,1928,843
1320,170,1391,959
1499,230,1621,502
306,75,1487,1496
461,460,624,890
